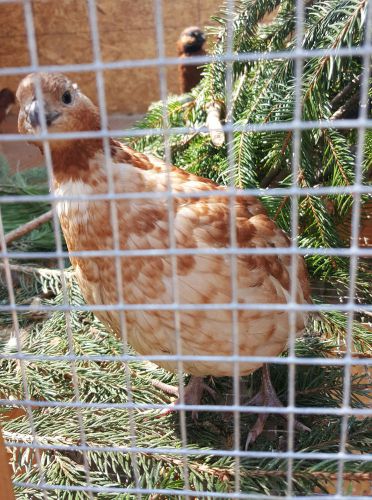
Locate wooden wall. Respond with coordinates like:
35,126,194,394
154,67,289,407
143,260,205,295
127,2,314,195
0,0,219,114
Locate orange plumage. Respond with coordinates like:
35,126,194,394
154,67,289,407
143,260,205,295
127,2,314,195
17,73,311,444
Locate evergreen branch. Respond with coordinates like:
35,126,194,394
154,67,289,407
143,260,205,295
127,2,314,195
2,2,371,497
322,129,352,185
272,196,290,222
242,470,372,481
5,427,371,483
4,210,52,246
230,65,251,118
261,132,292,188
302,0,366,103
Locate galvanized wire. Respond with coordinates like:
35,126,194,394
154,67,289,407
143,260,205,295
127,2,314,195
0,0,370,498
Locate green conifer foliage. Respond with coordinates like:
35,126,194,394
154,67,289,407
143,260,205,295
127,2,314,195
0,0,371,497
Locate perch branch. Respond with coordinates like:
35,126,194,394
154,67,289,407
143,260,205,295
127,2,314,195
331,75,362,109
206,102,225,147
0,262,68,277
4,210,52,245
331,92,360,121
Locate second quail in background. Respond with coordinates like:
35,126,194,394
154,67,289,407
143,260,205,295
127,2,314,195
0,88,15,125
177,26,206,93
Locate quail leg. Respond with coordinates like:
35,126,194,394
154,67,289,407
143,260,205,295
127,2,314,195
245,364,310,448
152,376,216,420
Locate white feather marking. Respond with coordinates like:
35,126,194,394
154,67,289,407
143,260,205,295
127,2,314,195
55,180,94,224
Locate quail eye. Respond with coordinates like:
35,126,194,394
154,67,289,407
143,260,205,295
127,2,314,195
61,90,72,104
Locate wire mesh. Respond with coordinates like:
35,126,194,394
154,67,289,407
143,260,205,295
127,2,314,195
0,0,371,498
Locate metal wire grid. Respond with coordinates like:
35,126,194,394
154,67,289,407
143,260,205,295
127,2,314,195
0,0,370,498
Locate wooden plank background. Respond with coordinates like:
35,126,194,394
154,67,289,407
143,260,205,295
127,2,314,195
0,0,219,114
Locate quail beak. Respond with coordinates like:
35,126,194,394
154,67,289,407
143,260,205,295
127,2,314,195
27,100,61,128
197,33,206,45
